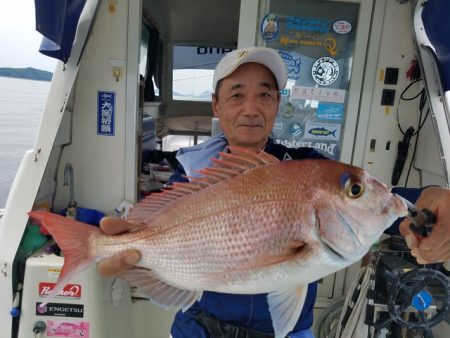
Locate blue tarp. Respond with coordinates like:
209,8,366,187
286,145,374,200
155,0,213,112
422,0,450,92
35,0,87,63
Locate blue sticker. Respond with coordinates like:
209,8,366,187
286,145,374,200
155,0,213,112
280,88,290,96
97,91,115,136
278,51,301,80
412,291,433,311
261,13,279,41
288,123,303,137
317,103,344,121
286,16,330,32
305,121,341,141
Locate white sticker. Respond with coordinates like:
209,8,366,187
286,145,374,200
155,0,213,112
291,86,346,103
273,121,284,130
47,268,61,278
312,57,339,86
333,20,352,34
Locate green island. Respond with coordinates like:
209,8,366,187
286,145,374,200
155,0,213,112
0,67,52,82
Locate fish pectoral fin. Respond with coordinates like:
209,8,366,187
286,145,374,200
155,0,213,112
119,267,202,311
236,240,309,271
267,285,308,338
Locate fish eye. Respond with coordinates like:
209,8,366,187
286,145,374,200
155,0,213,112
344,179,365,198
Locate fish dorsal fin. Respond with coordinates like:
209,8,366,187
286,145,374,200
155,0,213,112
120,267,202,311
127,146,279,223
267,285,308,338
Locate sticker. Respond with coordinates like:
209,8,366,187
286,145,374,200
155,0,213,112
279,36,322,48
291,86,346,103
288,123,303,137
39,283,82,299
281,102,295,118
317,103,344,121
280,88,290,96
286,16,330,32
312,57,339,86
333,20,352,34
278,51,301,80
305,121,341,141
273,121,284,130
46,320,90,338
36,303,84,318
47,268,61,278
97,91,115,136
323,38,338,57
261,13,279,41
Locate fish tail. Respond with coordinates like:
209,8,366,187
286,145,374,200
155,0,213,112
28,210,100,306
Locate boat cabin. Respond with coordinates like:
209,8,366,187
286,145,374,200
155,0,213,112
0,0,449,337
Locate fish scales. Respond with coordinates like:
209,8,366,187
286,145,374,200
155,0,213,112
96,163,313,289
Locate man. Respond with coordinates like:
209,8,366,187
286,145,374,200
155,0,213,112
99,47,450,337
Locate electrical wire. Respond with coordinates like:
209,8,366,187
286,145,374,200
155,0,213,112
396,78,427,137
395,78,431,187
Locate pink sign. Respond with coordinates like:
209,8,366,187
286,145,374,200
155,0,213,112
46,321,90,338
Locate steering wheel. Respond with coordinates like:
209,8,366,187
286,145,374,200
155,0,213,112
385,268,450,329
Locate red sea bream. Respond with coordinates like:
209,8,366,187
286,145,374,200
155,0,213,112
29,146,407,338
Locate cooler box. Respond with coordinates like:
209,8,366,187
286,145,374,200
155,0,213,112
18,251,132,338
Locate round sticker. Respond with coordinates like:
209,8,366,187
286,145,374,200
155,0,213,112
333,20,352,34
261,13,279,41
280,88,290,96
312,57,340,86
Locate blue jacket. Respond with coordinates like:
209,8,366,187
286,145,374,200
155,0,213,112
168,139,422,337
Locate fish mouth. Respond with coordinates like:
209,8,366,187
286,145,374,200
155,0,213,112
384,193,408,218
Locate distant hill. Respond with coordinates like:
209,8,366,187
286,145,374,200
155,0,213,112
0,67,52,82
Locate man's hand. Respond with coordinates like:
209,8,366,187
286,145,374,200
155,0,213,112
97,217,143,277
399,186,450,264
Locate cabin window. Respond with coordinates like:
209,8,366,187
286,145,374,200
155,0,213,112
141,22,162,101
172,46,233,101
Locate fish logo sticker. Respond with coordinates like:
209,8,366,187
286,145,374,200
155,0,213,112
312,57,339,86
278,51,301,80
288,123,303,137
261,13,279,41
305,121,341,141
46,320,90,338
317,103,344,121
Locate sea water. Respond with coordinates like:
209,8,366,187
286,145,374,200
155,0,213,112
0,76,50,207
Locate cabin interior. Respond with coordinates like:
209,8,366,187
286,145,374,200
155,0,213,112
1,0,449,337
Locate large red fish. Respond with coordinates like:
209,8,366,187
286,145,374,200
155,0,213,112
29,146,407,338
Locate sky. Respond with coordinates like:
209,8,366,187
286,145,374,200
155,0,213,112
0,1,56,72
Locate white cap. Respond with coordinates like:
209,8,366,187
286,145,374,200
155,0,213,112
212,47,287,92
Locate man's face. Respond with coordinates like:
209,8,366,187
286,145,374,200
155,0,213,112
212,63,280,149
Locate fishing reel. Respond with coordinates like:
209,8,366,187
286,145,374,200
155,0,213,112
374,255,450,331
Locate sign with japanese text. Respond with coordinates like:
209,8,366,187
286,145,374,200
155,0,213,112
97,91,115,136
